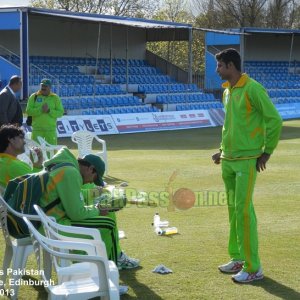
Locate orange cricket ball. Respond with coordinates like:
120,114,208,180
173,188,195,210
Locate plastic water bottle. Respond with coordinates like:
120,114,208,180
154,227,163,235
161,227,178,235
155,226,178,236
153,213,160,227
30,147,39,163
158,220,169,227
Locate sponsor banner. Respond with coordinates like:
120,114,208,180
22,115,118,137
275,103,300,120
207,108,225,126
23,103,300,137
111,110,215,133
56,115,118,136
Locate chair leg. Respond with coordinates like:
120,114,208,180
0,246,13,289
43,251,52,280
10,245,32,299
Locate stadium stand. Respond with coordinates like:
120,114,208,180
1,53,220,114
244,61,300,105
4,54,300,114
22,56,218,114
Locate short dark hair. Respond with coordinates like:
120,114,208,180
9,75,21,86
215,48,241,72
0,124,25,152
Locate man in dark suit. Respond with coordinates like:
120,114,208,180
0,75,23,127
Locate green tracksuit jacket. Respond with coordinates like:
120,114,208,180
0,153,40,188
221,73,282,158
220,74,282,273
40,147,120,262
25,91,64,145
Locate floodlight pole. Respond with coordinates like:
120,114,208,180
288,33,294,72
188,27,193,84
95,22,101,100
20,9,29,99
240,28,245,73
126,26,129,92
110,24,113,84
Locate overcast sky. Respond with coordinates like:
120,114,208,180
0,0,199,15
0,0,30,7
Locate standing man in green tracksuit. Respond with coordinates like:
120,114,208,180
26,79,64,145
212,49,282,283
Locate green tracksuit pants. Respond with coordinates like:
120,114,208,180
67,212,121,264
32,129,57,145
222,158,261,272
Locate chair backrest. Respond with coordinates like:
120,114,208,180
25,137,40,149
0,185,5,196
36,136,64,160
0,196,15,247
71,130,96,158
0,196,40,246
23,216,114,297
71,130,108,175
34,205,108,258
17,137,41,167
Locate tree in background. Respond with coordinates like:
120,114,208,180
30,0,159,17
266,0,298,28
192,0,300,28
208,0,267,27
147,0,205,75
30,0,300,77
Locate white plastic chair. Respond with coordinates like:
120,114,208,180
71,130,108,174
37,136,64,160
16,138,40,167
17,137,42,167
23,216,120,300
24,136,40,149
25,131,32,139
0,196,50,300
33,205,119,285
0,185,5,196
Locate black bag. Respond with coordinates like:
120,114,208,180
26,116,32,126
26,93,38,126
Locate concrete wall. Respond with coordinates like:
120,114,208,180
0,30,20,54
28,16,146,59
244,34,300,61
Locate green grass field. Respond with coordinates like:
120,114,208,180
1,120,300,299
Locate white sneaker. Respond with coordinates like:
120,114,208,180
119,285,128,295
232,267,264,283
117,251,140,270
218,260,244,273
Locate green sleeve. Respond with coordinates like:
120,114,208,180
7,160,35,183
49,95,64,119
26,94,42,117
55,167,99,220
249,84,282,154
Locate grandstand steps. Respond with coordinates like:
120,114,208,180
163,101,222,112
1,54,223,114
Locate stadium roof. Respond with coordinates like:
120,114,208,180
1,7,192,41
0,7,248,41
238,27,300,35
28,7,192,29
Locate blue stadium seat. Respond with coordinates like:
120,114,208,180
80,85,87,95
71,76,79,84
86,85,93,96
